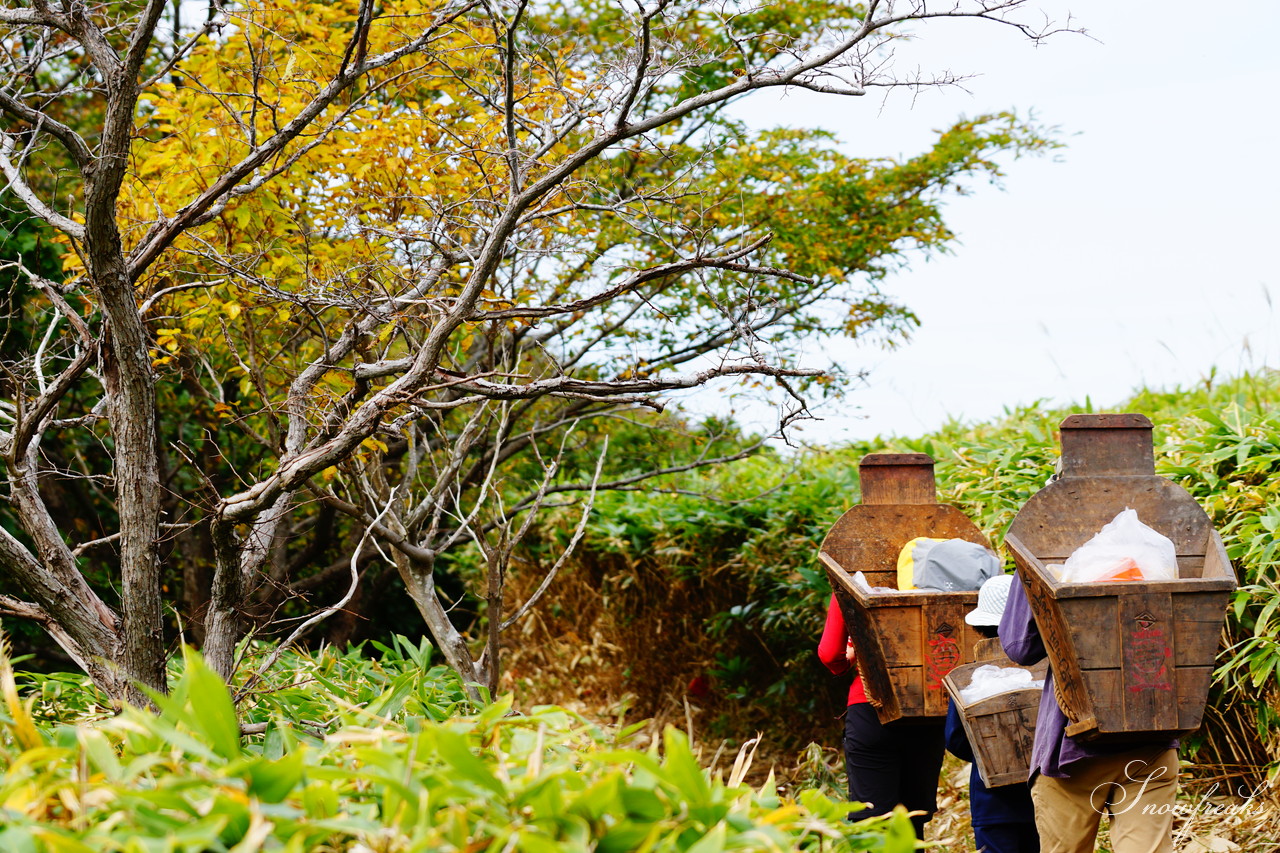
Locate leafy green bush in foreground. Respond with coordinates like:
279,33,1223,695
0,637,913,852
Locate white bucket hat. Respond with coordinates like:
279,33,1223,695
964,573,1015,626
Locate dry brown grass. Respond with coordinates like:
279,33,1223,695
499,554,689,720
500,552,845,748
1169,775,1280,853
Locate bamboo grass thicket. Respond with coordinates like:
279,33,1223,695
0,635,915,852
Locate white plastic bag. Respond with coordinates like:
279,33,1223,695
1060,508,1177,583
852,571,913,594
958,664,1047,703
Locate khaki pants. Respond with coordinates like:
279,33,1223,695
1031,745,1178,853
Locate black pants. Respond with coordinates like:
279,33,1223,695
843,703,945,840
974,822,1040,853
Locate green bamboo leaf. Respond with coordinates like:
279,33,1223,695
179,647,242,761
519,829,578,853
31,829,98,853
1234,590,1252,621
0,827,38,853
433,727,506,795
659,727,712,806
212,796,253,847
880,807,921,853
365,672,417,720
117,708,222,763
1249,646,1279,689
569,775,623,822
797,788,847,822
301,780,341,818
475,692,514,724
1255,538,1280,570
79,728,122,781
1195,409,1230,432
685,821,726,853
148,814,233,849
1254,597,1280,639
620,786,667,822
243,749,306,803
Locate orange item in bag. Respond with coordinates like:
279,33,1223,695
1101,558,1144,582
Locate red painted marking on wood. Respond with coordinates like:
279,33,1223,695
1126,614,1173,693
926,623,961,690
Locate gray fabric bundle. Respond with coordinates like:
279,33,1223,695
911,538,1001,592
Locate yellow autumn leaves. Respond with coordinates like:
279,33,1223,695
90,0,599,404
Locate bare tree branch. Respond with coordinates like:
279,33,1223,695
499,434,606,631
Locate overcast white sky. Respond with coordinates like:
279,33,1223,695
681,0,1280,443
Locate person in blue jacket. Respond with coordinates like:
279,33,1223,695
944,574,1040,853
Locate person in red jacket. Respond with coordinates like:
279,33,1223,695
818,594,946,840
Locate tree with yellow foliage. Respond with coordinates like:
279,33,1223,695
0,0,1067,703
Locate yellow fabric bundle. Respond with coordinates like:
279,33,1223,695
896,537,946,590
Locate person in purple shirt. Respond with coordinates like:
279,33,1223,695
998,571,1179,853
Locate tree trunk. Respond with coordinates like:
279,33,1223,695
394,552,485,702
85,190,166,700
94,267,167,701
205,518,247,680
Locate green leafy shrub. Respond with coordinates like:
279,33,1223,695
0,638,914,852
1149,398,1280,779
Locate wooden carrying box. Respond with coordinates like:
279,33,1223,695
943,641,1048,788
819,453,990,724
1006,414,1237,742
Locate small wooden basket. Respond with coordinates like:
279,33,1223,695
943,640,1047,787
1006,414,1237,742
820,453,992,724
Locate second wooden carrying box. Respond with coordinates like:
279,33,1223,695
1005,414,1237,742
819,453,991,724
943,641,1047,787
